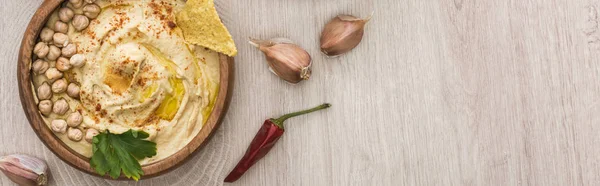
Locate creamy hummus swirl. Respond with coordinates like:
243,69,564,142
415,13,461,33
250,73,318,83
36,0,221,164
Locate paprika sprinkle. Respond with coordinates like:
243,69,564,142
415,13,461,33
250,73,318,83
224,103,332,182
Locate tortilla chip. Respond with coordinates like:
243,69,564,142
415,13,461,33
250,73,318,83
176,0,237,56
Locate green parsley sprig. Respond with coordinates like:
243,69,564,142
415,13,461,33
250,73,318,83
90,129,157,181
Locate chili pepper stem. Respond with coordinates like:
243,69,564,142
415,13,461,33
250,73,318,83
270,103,331,128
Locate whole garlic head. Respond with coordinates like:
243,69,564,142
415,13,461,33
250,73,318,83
38,100,53,116
67,128,83,141
51,119,67,133
32,59,49,75
72,15,89,31
0,154,48,186
52,98,69,115
67,83,80,98
51,79,67,93
46,45,61,61
56,57,72,72
44,68,63,81
85,128,99,143
37,82,52,100
61,44,77,57
34,42,49,58
58,7,74,22
69,54,86,67
40,27,54,43
83,4,101,19
66,111,83,127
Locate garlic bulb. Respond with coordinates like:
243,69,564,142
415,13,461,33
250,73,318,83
0,154,48,186
320,13,372,57
249,38,312,84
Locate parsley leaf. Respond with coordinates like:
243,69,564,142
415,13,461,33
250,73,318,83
90,129,157,181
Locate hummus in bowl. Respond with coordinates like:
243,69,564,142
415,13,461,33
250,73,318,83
19,0,234,178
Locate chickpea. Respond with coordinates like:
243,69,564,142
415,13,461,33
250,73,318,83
46,45,61,61
83,4,101,19
52,79,67,93
85,128,99,143
53,33,69,47
67,128,83,141
72,15,90,31
40,27,55,43
51,119,67,133
32,59,49,74
67,111,83,127
54,21,68,34
33,42,49,58
61,44,77,57
38,100,53,116
58,7,74,22
68,0,84,9
69,54,86,67
56,57,72,72
84,0,96,3
67,83,80,98
37,82,52,100
53,98,69,115
45,67,63,81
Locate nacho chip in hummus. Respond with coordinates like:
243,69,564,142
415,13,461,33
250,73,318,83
177,0,237,56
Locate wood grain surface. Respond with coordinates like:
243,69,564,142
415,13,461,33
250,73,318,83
2,0,600,186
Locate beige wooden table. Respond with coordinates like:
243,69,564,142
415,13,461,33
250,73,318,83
3,0,600,185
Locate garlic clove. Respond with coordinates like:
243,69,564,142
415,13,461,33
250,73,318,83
249,38,312,84
320,13,372,57
0,154,48,186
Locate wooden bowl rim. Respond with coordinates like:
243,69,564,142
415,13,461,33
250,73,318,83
17,0,234,179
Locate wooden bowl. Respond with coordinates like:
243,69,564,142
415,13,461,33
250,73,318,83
17,0,234,179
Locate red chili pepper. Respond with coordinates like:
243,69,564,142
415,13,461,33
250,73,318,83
224,103,332,182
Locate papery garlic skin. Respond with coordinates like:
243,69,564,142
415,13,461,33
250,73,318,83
249,38,312,84
0,154,48,186
320,14,372,57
